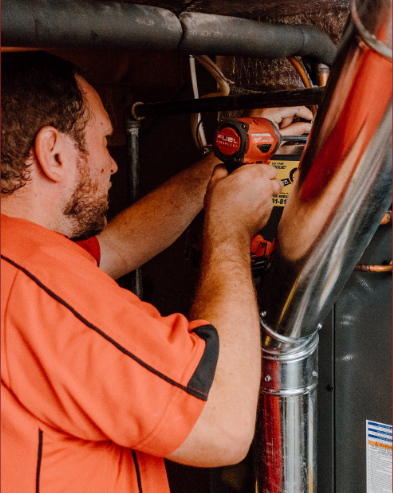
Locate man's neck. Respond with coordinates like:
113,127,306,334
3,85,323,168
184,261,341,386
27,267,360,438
1,191,69,236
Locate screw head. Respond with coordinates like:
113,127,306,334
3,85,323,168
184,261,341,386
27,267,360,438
312,371,318,377
317,323,322,330
260,311,267,318
264,375,271,382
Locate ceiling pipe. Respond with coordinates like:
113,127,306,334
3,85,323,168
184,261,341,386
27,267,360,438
1,0,183,52
256,0,392,490
177,12,337,65
2,0,336,67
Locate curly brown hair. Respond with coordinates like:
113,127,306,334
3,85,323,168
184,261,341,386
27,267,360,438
1,51,90,194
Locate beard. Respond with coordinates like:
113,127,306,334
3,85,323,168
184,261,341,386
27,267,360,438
63,155,109,242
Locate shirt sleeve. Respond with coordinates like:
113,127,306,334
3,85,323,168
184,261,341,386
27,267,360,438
3,258,219,457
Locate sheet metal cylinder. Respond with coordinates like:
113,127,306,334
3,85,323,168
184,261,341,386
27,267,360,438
258,0,392,342
257,331,318,493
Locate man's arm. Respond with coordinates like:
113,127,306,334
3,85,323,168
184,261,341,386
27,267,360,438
97,154,220,279
167,163,283,467
97,151,220,279
97,106,313,279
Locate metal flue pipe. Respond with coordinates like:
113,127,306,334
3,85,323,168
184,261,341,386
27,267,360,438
256,0,392,490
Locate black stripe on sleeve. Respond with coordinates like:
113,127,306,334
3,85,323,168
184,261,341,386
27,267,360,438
1,255,208,400
132,450,143,493
187,324,219,397
36,429,43,493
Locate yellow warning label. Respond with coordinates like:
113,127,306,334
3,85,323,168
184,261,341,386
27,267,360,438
270,159,300,207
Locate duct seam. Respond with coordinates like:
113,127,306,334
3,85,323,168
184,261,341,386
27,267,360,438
260,380,318,396
260,317,311,345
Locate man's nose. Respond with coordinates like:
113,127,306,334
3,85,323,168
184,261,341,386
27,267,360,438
111,157,118,175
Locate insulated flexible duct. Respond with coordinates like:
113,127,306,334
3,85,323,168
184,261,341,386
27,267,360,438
1,0,183,51
177,12,337,65
2,0,337,67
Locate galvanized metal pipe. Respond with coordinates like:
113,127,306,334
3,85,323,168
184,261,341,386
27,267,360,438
257,331,318,493
257,0,392,490
125,116,143,299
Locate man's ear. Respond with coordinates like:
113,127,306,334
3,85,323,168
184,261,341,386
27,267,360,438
34,127,75,183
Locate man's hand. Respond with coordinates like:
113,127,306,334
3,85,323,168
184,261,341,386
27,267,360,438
97,106,309,280
205,163,283,239
246,106,313,136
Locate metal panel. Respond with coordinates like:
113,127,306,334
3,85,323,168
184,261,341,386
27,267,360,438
317,309,335,493
334,223,392,492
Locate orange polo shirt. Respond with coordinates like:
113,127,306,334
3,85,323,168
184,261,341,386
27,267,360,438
1,214,218,493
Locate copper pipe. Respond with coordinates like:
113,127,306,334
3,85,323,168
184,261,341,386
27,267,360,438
380,210,392,225
1,47,41,52
318,73,329,86
316,62,330,87
287,56,318,117
355,262,392,272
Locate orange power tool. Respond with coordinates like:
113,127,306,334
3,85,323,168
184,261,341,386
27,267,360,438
213,117,302,173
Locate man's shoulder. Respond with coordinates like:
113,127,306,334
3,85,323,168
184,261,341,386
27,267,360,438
1,214,117,304
2,214,97,266
1,214,146,328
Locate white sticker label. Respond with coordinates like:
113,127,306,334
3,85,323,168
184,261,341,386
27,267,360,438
367,420,392,493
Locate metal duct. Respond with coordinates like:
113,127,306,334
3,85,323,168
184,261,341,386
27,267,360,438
256,0,392,490
1,0,183,51
178,12,337,65
258,2,392,341
2,0,336,67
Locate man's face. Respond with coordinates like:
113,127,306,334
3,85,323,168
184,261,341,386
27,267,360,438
64,77,117,241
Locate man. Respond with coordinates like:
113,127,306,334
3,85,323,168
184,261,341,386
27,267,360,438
1,51,312,493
